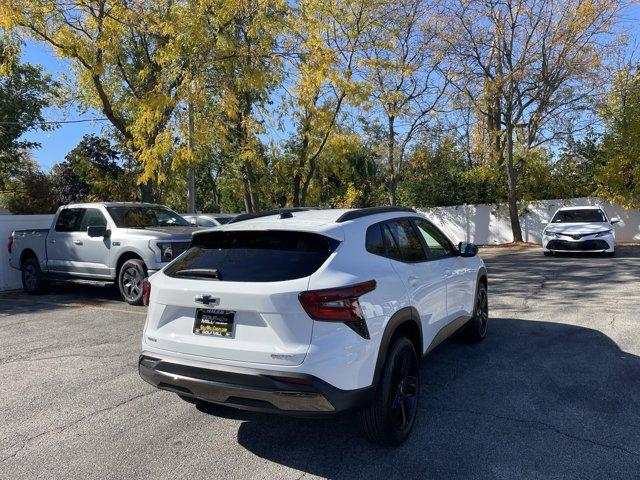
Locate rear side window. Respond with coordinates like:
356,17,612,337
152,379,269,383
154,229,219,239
387,220,427,262
164,230,339,282
366,224,385,256
55,208,85,232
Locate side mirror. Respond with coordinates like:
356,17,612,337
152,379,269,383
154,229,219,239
87,225,109,237
189,219,197,226
458,242,478,257
610,217,620,224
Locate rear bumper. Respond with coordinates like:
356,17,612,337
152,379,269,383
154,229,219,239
138,355,373,415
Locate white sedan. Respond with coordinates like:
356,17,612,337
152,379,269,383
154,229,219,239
542,206,620,256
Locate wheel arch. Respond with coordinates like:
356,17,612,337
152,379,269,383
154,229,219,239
115,251,146,278
372,306,422,387
20,248,38,266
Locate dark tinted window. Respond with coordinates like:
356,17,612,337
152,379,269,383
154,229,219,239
79,209,107,230
387,220,427,262
366,224,385,255
55,208,85,232
164,231,339,282
106,206,190,228
414,219,453,259
383,225,402,260
214,216,233,225
551,209,606,223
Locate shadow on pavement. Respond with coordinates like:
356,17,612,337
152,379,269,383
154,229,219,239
197,317,640,479
0,282,125,315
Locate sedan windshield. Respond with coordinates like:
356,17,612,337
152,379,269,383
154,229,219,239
107,206,191,228
551,209,606,223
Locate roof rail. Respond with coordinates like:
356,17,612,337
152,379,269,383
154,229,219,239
335,206,416,223
227,207,316,224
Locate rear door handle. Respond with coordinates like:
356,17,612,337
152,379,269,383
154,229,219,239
73,240,83,245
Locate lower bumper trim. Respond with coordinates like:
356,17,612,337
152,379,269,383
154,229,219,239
138,355,373,415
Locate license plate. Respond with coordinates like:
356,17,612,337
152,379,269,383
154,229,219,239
194,309,235,338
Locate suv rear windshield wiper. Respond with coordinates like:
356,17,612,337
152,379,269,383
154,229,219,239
171,268,222,280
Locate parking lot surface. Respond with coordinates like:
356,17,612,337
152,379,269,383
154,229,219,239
1,247,639,479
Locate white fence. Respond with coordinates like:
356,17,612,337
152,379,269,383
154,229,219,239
419,197,640,245
0,215,54,291
0,197,638,291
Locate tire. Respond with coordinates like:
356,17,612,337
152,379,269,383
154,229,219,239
358,337,419,447
464,282,489,342
604,250,615,257
21,256,46,294
118,258,147,305
543,250,553,256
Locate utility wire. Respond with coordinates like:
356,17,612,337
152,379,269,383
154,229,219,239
0,117,109,126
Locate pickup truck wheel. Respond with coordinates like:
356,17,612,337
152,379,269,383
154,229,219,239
358,337,419,446
118,259,147,305
22,257,46,294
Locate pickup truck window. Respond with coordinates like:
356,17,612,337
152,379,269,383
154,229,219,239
80,209,108,230
106,206,190,228
55,208,86,232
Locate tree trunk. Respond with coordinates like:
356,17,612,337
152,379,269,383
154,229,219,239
387,115,397,205
139,180,154,203
505,125,523,242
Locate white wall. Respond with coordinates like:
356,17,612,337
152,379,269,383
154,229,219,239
418,197,640,245
1,215,54,290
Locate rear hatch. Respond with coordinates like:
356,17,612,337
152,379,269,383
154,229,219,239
144,230,339,366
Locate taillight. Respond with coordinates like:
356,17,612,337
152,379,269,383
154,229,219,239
298,280,376,339
7,234,13,254
142,278,151,306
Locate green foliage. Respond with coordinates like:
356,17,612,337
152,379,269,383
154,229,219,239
0,36,57,184
596,66,640,208
49,135,136,204
0,163,57,213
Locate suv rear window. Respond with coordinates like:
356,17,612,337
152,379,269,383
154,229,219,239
164,230,339,282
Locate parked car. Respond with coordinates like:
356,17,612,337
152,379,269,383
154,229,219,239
138,206,488,446
542,206,620,256
182,213,237,227
8,202,202,304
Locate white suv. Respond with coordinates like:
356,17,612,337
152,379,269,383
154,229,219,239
138,207,488,445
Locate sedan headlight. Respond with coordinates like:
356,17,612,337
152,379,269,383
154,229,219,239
595,230,613,237
544,230,558,238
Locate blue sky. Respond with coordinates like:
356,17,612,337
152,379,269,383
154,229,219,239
18,4,640,172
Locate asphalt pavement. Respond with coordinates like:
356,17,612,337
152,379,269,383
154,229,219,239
1,247,639,479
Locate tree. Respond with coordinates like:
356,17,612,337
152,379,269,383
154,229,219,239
50,134,135,204
281,0,373,207
0,36,57,184
0,159,57,213
596,64,640,207
361,0,448,205
444,0,620,241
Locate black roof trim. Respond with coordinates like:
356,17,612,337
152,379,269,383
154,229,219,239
227,207,318,224
335,206,416,223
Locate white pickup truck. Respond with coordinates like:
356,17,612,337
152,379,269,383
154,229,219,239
8,202,201,304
